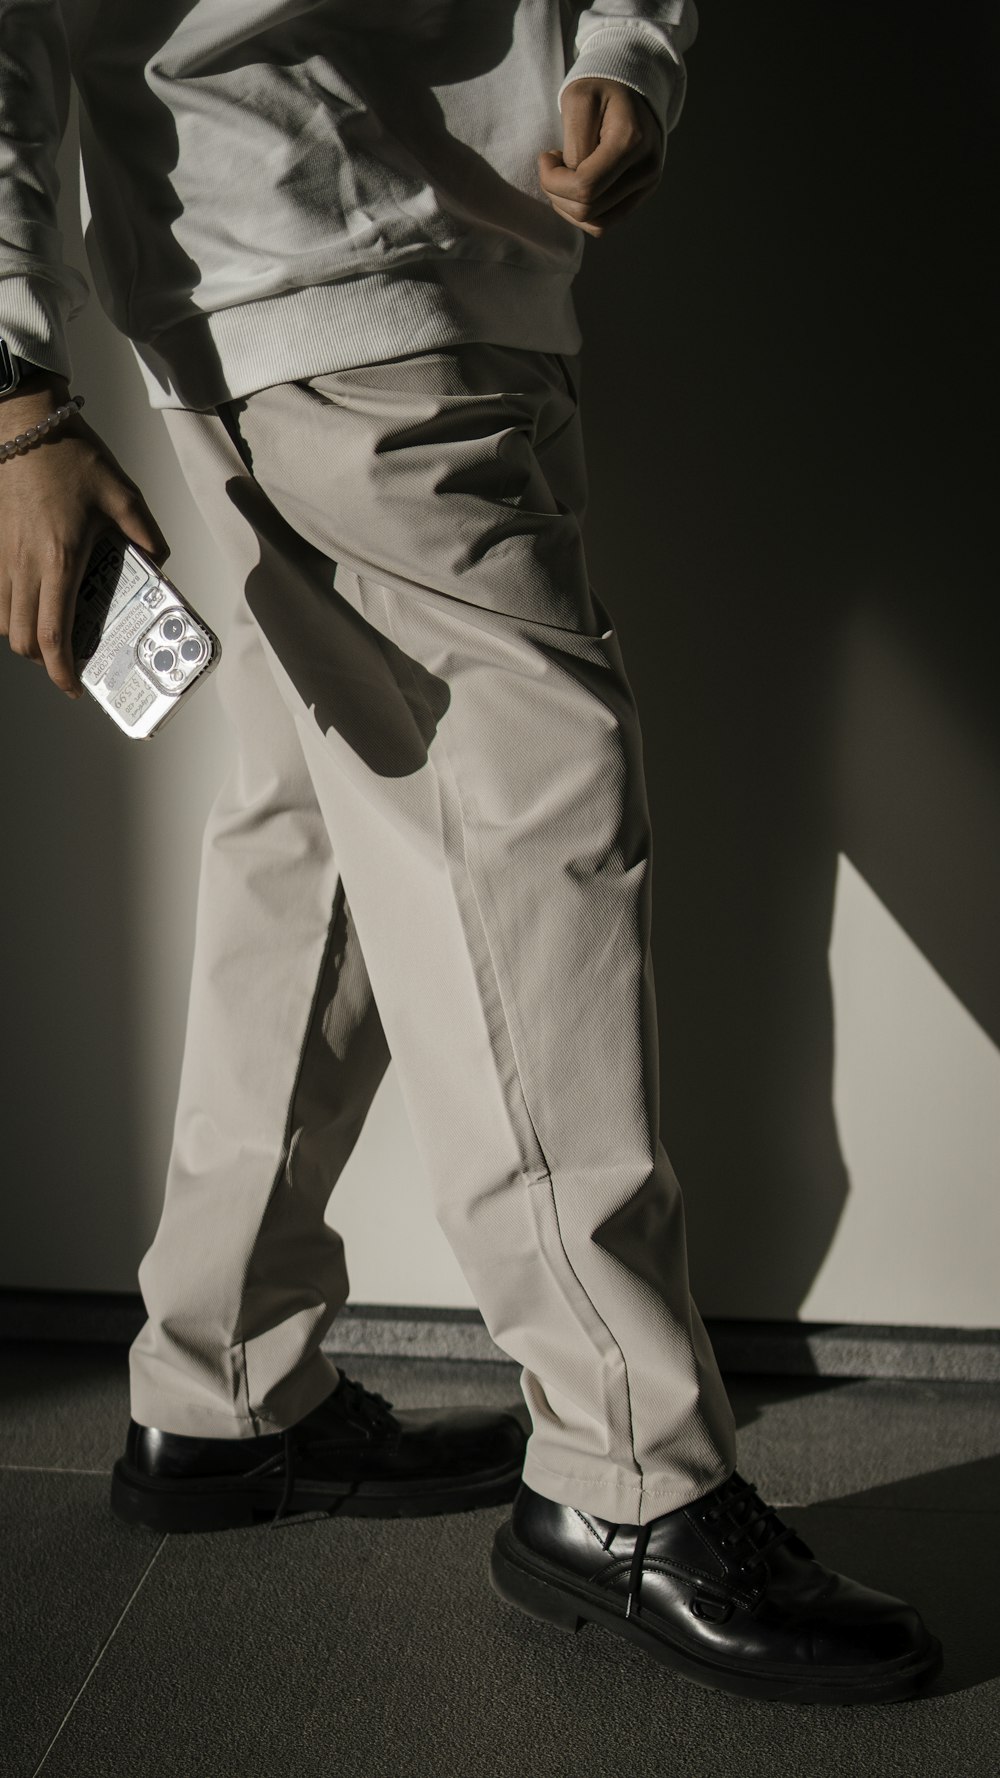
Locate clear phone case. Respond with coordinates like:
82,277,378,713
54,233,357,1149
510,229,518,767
71,531,221,739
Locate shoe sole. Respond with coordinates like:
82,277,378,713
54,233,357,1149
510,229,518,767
111,1456,523,1534
489,1522,944,1706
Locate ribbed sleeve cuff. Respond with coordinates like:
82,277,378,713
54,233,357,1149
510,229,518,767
557,24,690,165
0,273,77,380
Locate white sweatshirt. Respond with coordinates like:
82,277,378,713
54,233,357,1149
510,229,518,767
0,1,697,410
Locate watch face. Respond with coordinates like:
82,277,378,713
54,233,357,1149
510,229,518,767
0,339,17,395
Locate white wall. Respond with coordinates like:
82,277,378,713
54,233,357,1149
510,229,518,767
1,30,996,1328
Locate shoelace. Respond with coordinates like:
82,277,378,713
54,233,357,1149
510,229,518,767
602,1472,798,1621
334,1373,396,1435
268,1371,397,1528
599,1517,653,1622
702,1473,798,1569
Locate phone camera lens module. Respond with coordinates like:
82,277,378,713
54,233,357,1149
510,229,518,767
153,647,175,672
161,616,185,642
180,637,206,663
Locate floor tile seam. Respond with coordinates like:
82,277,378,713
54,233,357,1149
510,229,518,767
790,1501,1000,1514
29,1536,167,1778
1,1463,111,1476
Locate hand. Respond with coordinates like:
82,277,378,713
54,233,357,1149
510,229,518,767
538,77,663,239
0,376,169,700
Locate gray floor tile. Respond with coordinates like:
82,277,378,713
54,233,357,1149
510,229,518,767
0,1469,162,1778
726,1374,1000,1507
31,1498,998,1778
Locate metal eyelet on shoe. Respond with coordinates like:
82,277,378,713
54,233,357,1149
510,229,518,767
690,1594,734,1623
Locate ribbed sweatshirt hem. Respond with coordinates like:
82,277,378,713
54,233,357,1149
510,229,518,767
131,258,583,412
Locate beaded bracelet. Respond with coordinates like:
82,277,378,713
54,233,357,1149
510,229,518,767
0,393,86,463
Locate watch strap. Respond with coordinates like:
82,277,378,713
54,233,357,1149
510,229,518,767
0,340,44,393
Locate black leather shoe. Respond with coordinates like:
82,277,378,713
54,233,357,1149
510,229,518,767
490,1472,943,1705
111,1369,527,1533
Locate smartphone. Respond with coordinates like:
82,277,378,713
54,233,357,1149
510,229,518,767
71,530,221,739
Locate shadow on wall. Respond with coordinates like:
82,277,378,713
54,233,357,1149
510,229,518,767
573,0,999,1318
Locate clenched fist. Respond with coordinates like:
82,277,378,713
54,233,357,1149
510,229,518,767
539,77,664,238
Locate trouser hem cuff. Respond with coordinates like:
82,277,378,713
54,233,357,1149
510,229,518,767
128,1350,341,1440
520,1450,737,1526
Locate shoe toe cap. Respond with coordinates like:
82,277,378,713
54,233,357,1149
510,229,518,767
809,1577,934,1667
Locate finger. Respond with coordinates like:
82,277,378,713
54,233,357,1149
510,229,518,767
36,592,84,695
548,160,658,226
36,519,103,698
5,578,43,664
546,175,657,238
588,183,654,232
539,131,643,210
560,82,604,172
99,478,170,566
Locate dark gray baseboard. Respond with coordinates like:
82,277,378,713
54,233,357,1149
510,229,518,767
0,1289,998,1382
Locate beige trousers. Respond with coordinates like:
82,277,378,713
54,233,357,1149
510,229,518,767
129,341,737,1524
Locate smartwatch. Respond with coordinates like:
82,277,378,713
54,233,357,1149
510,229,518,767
0,338,44,395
